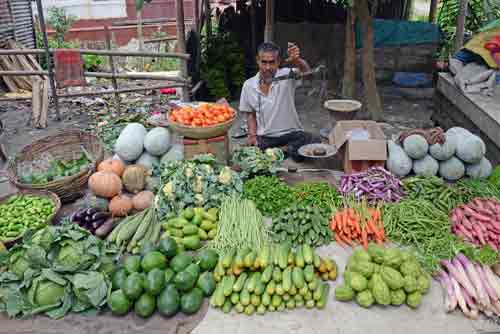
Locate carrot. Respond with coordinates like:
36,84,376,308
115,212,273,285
340,233,353,246
361,228,368,250
330,217,336,231
334,233,345,247
352,218,361,235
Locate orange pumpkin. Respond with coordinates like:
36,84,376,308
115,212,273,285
88,171,122,198
98,158,126,177
109,194,133,217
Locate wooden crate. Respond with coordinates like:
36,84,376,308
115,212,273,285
183,135,230,165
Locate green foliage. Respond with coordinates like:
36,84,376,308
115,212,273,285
200,29,245,100
46,7,76,48
82,54,105,72
437,0,500,59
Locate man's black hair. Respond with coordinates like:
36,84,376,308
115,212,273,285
257,41,281,58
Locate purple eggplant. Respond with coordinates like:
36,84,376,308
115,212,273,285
91,211,110,222
70,208,86,222
86,207,98,216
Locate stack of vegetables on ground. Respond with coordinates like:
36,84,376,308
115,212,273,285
339,167,405,203
270,204,332,248
210,243,336,315
108,238,218,318
231,146,284,179
158,154,243,216
402,176,466,213
450,198,500,250
107,207,161,254
386,127,492,180
292,181,342,214
113,122,180,171
435,253,500,319
89,156,156,217
168,103,235,127
242,176,295,218
330,199,385,249
335,244,430,309
207,195,268,257
0,194,56,241
0,221,118,319
160,206,219,251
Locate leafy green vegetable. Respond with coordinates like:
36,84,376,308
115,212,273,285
243,176,295,218
0,220,118,319
292,182,342,214
231,147,284,179
158,154,243,217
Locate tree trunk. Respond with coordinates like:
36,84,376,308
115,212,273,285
264,0,274,42
356,0,383,121
428,0,438,23
455,0,468,53
342,7,356,99
175,0,189,101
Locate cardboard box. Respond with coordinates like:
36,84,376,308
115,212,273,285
329,121,387,174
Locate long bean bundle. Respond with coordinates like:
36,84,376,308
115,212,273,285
383,199,456,273
207,196,269,256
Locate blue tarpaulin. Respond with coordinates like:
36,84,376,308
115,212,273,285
355,19,442,48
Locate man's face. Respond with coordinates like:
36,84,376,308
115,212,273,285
257,51,279,81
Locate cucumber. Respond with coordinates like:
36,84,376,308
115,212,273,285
313,283,323,301
250,294,261,307
294,294,304,303
283,293,290,301
261,265,273,284
287,251,295,266
234,248,249,268
313,253,321,269
289,285,297,296
282,267,292,292
254,277,266,296
244,304,255,315
304,265,315,283
271,294,282,308
278,243,290,269
292,268,305,289
235,303,244,313
272,267,282,282
221,250,235,269
230,292,240,305
262,292,271,306
257,304,266,315
302,244,314,265
304,291,313,301
223,275,236,297
299,286,309,297
316,283,330,309
295,247,305,268
214,283,226,307
244,251,257,268
233,272,248,292
305,299,315,309
223,299,232,313
247,272,260,293
275,283,284,296
198,228,208,240
240,289,251,306
286,299,296,310
266,281,276,295
308,277,319,291
258,245,271,268
171,217,189,228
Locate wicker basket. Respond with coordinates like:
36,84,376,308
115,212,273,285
6,129,104,203
168,116,236,140
0,189,61,247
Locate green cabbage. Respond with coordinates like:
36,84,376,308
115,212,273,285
31,280,66,307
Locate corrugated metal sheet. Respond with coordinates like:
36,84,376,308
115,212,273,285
0,0,14,43
10,0,34,48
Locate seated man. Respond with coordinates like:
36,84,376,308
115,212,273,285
239,41,320,161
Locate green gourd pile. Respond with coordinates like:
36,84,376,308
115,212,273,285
335,244,431,309
210,243,337,315
108,238,218,318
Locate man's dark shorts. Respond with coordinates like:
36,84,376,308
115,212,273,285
257,131,321,162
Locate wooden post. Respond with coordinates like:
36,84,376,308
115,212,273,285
34,0,60,120
193,0,200,32
250,0,257,55
205,0,212,39
105,26,121,113
428,0,438,23
176,0,189,101
137,8,144,70
264,0,274,42
342,6,356,99
455,0,468,53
